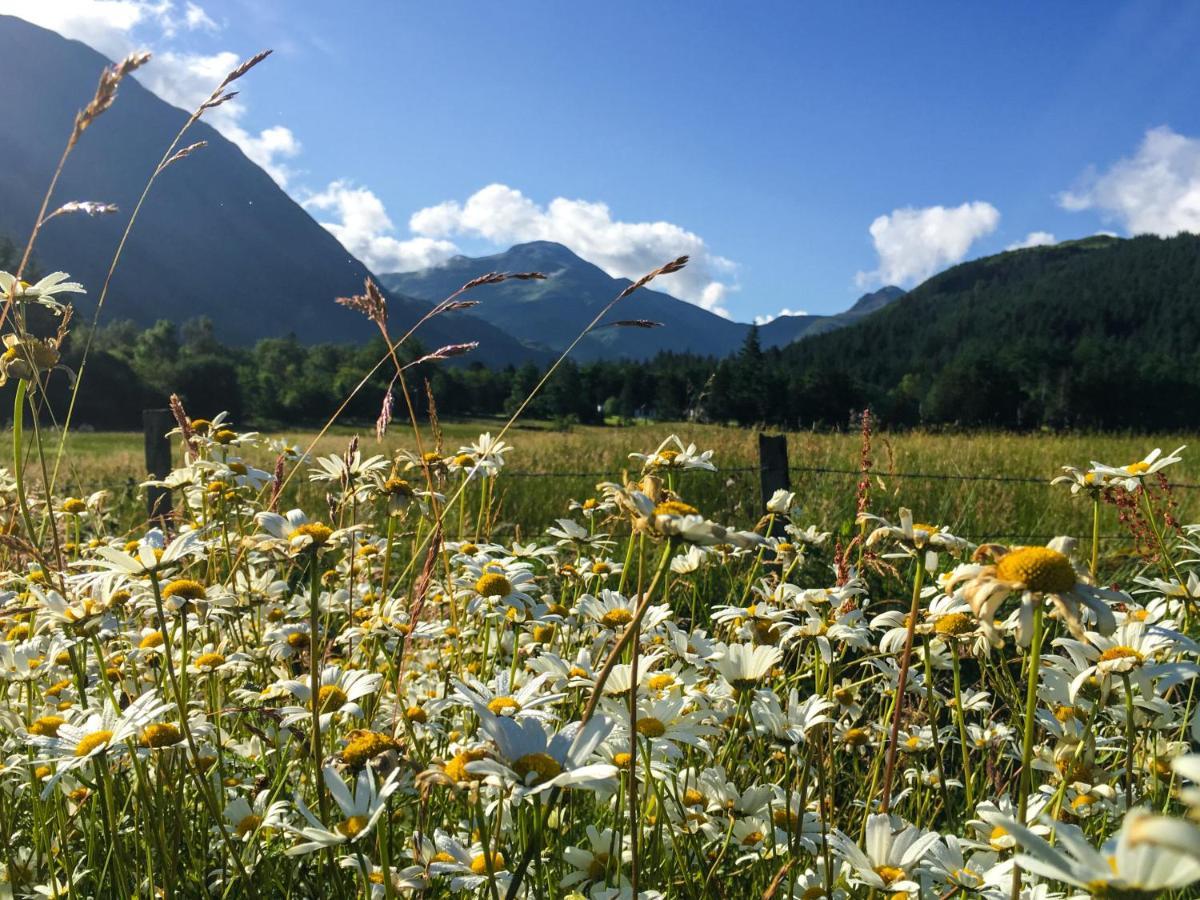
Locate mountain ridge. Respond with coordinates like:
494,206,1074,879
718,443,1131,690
0,14,539,365
383,241,904,360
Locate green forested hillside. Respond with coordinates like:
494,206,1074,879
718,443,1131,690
763,234,1200,428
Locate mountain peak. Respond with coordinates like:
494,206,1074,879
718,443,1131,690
0,14,537,363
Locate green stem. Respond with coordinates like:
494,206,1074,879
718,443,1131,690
1012,601,1044,900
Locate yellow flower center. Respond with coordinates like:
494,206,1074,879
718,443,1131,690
75,730,114,756
654,500,699,517
512,752,562,785
30,715,65,736
1125,461,1151,475
647,673,675,691
213,429,237,444
444,748,487,782
1098,646,1145,666
683,788,706,806
587,852,611,880
741,830,764,846
469,852,506,875
531,624,555,643
1071,794,1098,811
289,523,333,548
487,696,521,716
874,865,906,886
613,752,632,767
194,652,225,670
140,723,182,748
933,613,975,636
844,727,870,747
234,814,262,838
996,547,1077,593
335,815,370,839
635,717,667,738
61,498,86,514
405,705,427,723
988,824,1011,848
317,685,349,712
5,623,30,641
600,608,635,628
342,731,400,769
475,573,513,598
163,579,207,602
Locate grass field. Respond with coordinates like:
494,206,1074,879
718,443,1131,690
5,414,1200,896
45,420,1200,546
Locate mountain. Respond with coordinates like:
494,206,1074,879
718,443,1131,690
383,241,747,361
756,285,905,347
0,15,537,364
383,241,903,360
772,233,1200,428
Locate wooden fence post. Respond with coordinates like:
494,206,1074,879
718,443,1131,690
143,409,173,526
758,432,789,511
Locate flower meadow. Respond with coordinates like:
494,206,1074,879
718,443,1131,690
3,423,1200,900
9,46,1200,900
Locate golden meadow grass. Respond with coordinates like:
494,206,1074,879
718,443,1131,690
7,44,1200,900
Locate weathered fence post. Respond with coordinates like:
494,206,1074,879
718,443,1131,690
143,409,173,526
758,432,789,510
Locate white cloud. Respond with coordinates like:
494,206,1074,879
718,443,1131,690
1059,126,1200,236
753,307,808,326
183,2,214,30
855,201,1000,288
304,181,460,273
1,0,299,185
1006,231,1056,250
408,183,737,317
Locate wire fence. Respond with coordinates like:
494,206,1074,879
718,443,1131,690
492,462,1152,545
70,451,1168,547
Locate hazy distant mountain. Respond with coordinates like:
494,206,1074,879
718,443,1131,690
0,14,536,364
757,286,906,347
383,241,748,360
383,241,903,360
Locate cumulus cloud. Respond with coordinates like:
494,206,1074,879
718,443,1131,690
304,181,460,273
1006,231,1056,251
753,308,808,326
1,0,299,185
1059,126,1200,236
855,201,1000,288
408,184,738,317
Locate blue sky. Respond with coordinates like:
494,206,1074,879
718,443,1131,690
10,1,1200,322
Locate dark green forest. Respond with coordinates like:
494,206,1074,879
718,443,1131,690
7,232,1200,431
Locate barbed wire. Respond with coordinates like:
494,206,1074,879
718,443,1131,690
787,463,1200,490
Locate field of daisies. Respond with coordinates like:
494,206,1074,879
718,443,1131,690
0,414,1196,899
